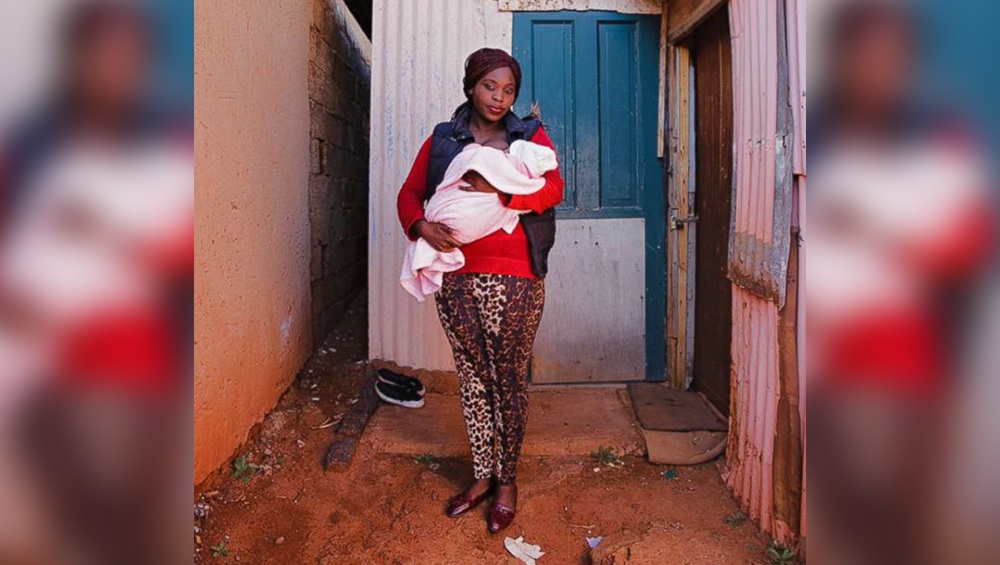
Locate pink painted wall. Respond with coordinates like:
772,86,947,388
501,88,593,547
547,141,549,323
726,286,781,535
724,0,805,543
194,0,312,485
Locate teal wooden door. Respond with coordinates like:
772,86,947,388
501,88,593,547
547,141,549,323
513,11,665,383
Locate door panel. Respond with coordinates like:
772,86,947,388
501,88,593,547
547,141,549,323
531,219,646,383
530,22,578,211
691,6,733,414
514,11,664,383
598,22,639,210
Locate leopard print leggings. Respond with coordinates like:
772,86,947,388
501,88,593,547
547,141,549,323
434,272,545,484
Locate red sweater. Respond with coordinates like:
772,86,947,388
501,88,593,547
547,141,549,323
397,127,564,278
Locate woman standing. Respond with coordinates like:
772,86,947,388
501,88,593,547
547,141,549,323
396,48,563,533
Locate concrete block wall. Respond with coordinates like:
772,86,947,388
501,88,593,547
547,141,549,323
308,0,372,343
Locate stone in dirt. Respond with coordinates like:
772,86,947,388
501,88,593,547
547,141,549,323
323,436,358,470
321,373,380,470
262,410,293,440
333,374,378,437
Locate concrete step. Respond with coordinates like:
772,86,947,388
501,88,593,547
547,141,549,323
361,387,644,457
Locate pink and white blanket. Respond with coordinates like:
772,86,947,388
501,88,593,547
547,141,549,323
400,139,557,301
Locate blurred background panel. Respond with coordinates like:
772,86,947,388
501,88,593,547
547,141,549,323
917,0,1000,157
0,0,67,132
0,0,192,132
149,0,194,111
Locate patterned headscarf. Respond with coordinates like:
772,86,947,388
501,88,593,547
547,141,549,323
462,47,522,100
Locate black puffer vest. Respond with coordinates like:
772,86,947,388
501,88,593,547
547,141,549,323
425,104,557,277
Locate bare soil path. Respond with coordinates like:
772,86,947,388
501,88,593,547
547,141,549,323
194,297,770,564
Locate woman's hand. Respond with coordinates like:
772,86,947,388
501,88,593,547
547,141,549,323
460,171,499,193
413,220,462,252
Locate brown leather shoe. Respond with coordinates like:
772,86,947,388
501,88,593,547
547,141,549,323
487,485,517,533
445,482,493,518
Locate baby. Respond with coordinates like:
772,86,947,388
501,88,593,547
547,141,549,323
399,139,557,301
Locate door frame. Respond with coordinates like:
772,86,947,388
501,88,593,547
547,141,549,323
664,0,731,389
666,40,696,389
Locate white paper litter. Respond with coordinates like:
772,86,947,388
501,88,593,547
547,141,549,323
504,536,545,565
586,536,604,549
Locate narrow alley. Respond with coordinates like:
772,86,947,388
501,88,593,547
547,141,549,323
194,296,771,564
194,0,806,563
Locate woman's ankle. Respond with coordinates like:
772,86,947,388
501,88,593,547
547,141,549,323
494,482,517,505
466,477,492,494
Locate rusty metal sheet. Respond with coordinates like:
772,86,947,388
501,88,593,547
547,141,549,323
627,383,727,432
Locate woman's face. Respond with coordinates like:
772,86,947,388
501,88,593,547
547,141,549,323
468,67,516,124
836,18,914,120
74,18,149,117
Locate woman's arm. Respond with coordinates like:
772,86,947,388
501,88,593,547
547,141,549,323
397,136,463,251
397,137,434,241
502,127,565,213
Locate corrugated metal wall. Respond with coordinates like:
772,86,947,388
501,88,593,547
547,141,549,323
726,285,781,533
787,0,805,176
726,0,793,306
723,0,803,544
368,0,512,370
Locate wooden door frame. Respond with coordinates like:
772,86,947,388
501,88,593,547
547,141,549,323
665,41,695,389
664,0,730,389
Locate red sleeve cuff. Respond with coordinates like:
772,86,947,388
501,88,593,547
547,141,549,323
504,193,539,213
403,213,425,241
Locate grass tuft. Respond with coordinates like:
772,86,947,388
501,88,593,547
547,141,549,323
590,446,622,466
766,541,797,565
210,542,230,558
231,455,260,483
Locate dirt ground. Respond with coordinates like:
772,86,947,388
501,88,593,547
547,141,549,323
194,297,774,564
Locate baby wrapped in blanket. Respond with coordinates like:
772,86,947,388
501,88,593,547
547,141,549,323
400,139,558,301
